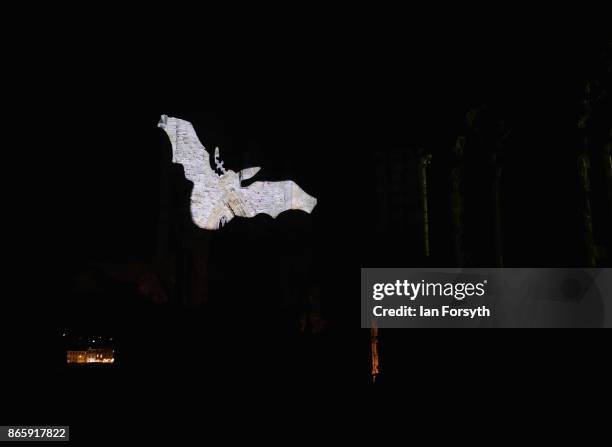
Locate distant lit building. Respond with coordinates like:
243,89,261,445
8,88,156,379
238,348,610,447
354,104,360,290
67,348,114,364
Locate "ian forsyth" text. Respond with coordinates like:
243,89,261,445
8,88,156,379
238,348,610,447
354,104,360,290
373,305,491,319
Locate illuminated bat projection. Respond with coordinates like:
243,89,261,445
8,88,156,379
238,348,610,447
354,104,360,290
158,115,317,230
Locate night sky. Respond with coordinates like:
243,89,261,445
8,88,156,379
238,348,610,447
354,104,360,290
4,29,610,431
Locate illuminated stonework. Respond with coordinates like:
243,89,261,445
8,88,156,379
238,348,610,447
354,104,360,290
67,348,114,364
159,115,317,230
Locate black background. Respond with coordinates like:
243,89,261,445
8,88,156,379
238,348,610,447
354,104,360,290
3,20,611,438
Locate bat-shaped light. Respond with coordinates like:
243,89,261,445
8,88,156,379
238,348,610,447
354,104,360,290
158,115,317,230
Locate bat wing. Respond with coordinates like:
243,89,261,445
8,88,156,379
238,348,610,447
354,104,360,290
238,180,317,219
159,115,231,230
158,115,218,184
